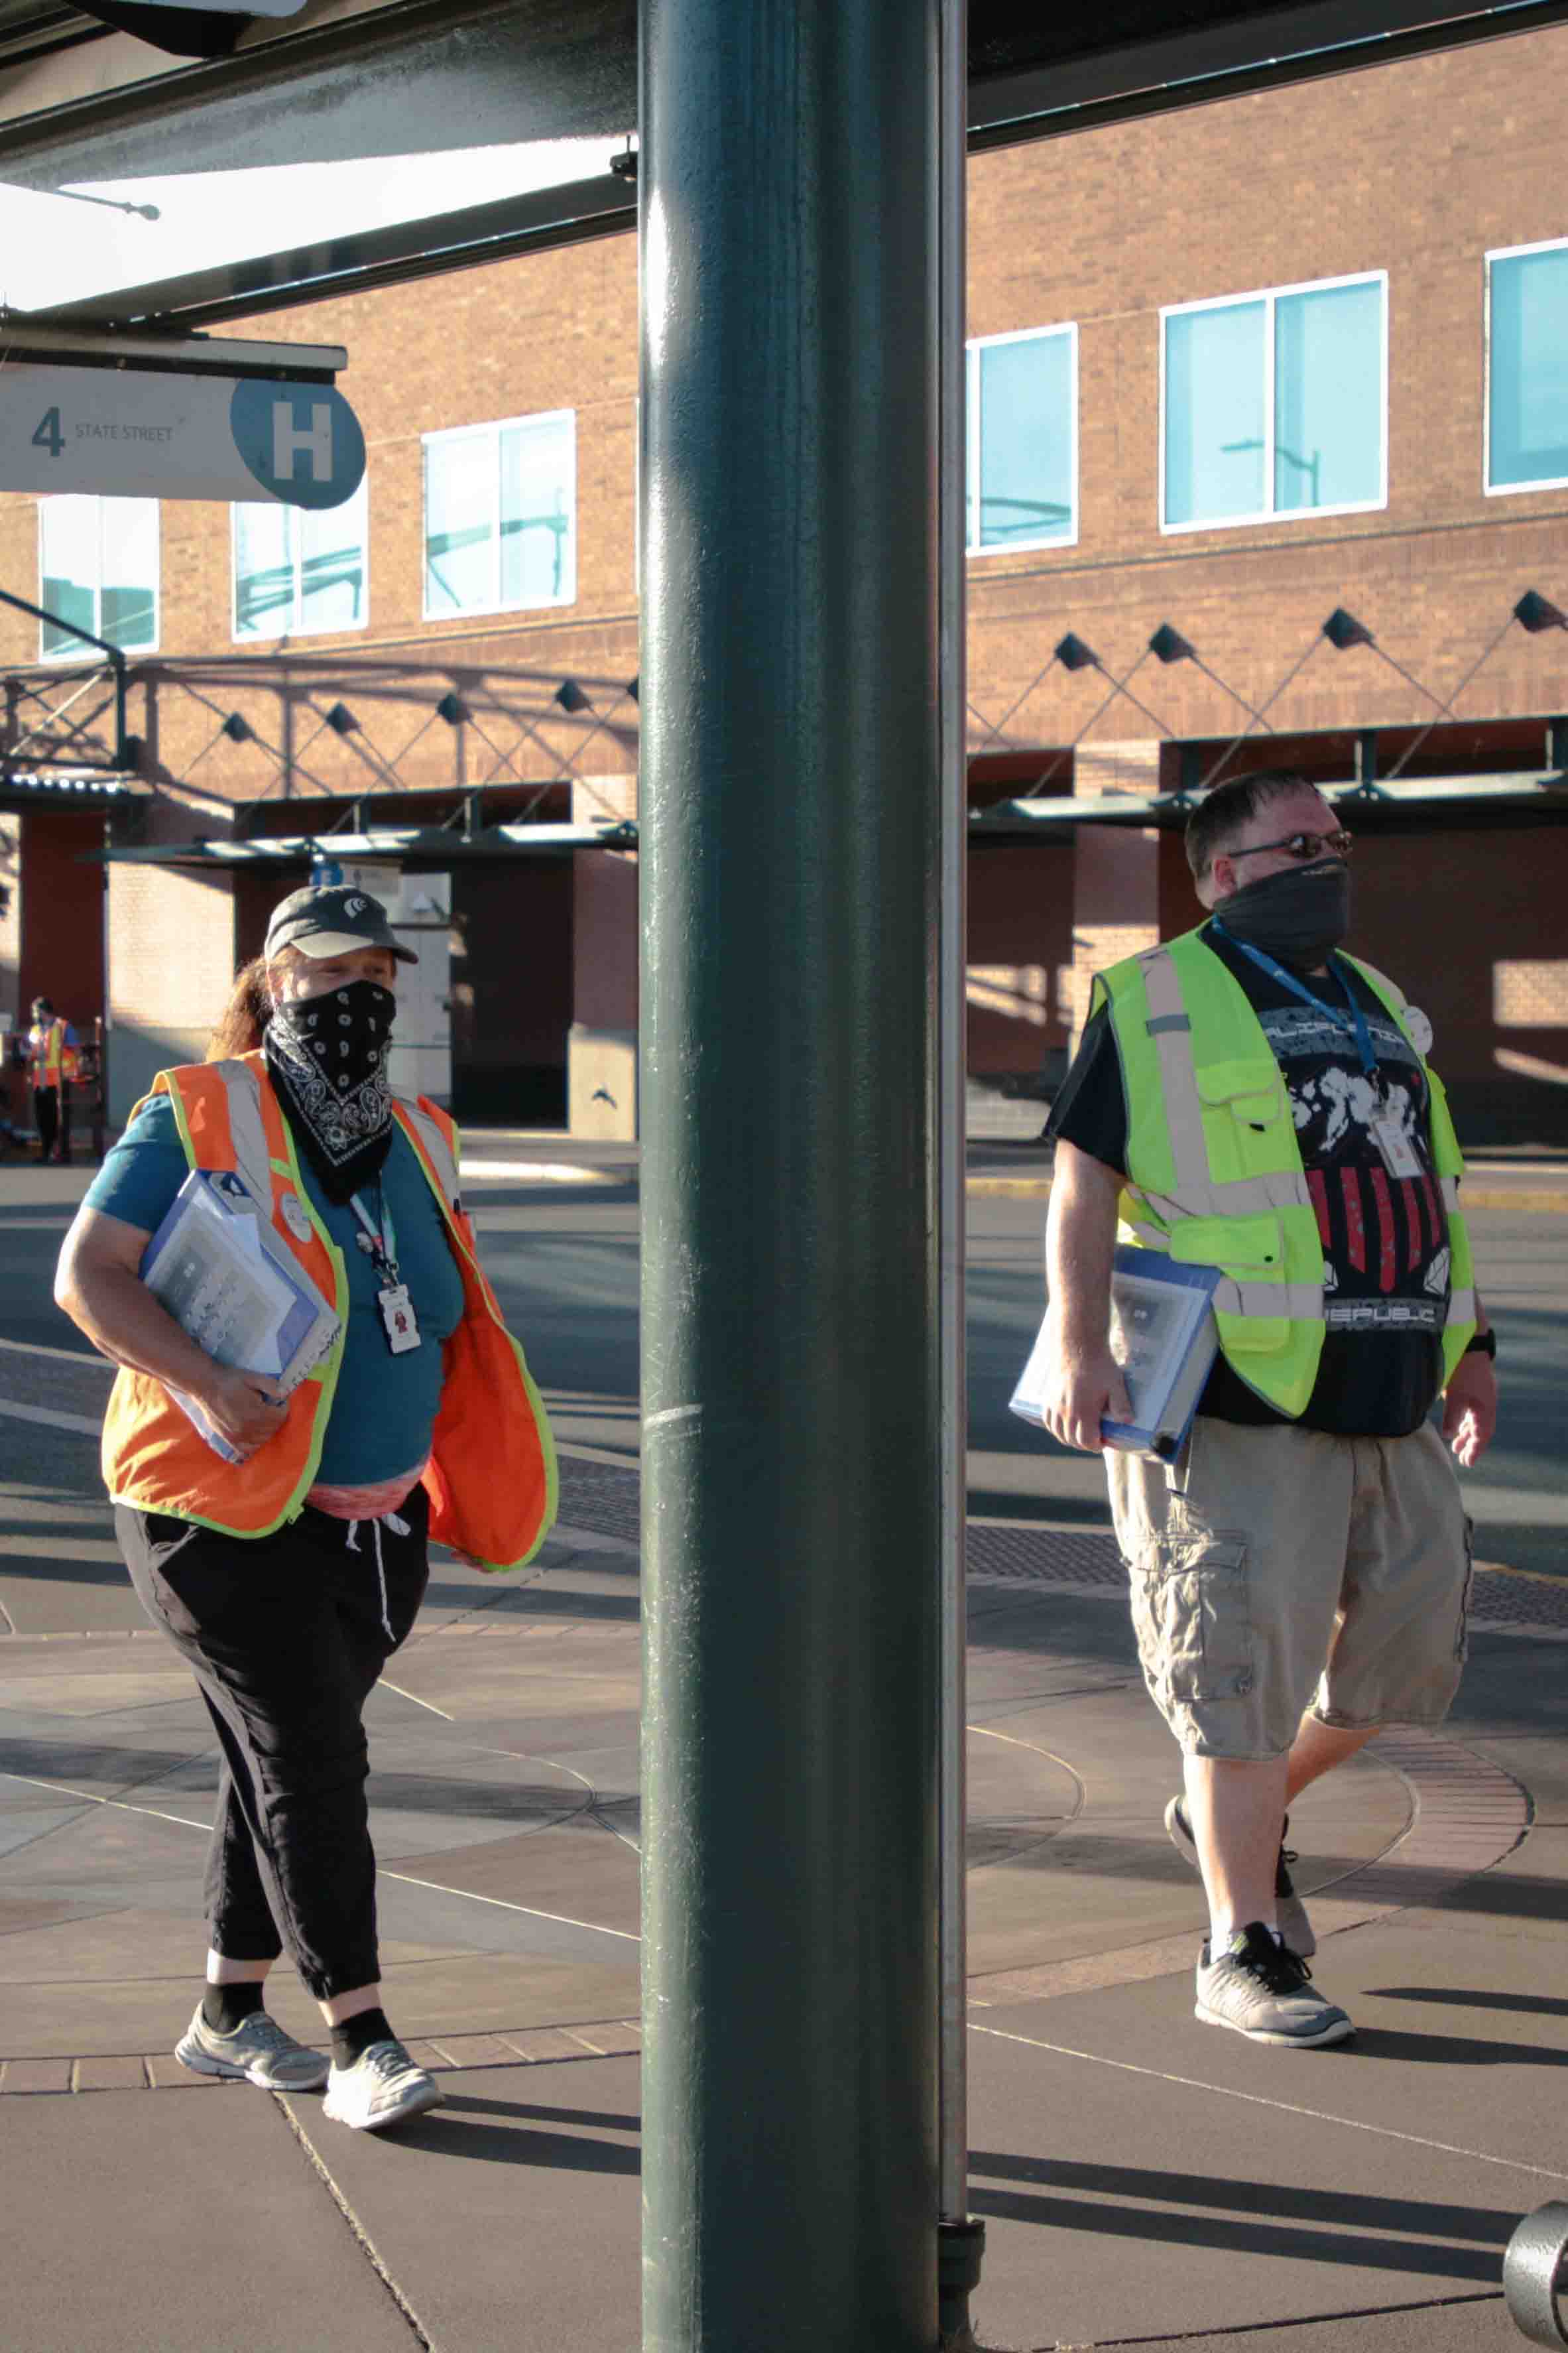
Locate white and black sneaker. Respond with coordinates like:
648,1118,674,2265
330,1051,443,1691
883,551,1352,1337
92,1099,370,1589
322,2038,444,2133
1165,1795,1317,1957
175,2003,330,2090
1195,1923,1353,2047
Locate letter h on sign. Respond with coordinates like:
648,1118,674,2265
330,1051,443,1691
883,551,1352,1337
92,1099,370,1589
272,399,333,484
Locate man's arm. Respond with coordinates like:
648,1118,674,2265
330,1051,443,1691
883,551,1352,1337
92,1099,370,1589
1037,1139,1134,1452
1441,1289,1496,1468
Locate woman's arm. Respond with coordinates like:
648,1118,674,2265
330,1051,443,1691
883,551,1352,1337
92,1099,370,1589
55,1206,288,1456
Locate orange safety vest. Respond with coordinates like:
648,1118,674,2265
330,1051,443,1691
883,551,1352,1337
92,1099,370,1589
29,1018,78,1085
101,1053,558,1570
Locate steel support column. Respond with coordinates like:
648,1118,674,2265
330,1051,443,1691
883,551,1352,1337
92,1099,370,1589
638,4,947,2348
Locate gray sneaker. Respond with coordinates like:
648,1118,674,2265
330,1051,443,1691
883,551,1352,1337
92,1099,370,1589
1165,1794,1316,1957
322,2039,444,2133
175,2003,330,2090
1195,1923,1353,2047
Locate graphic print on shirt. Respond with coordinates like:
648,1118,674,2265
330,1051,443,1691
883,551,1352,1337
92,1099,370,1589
1254,997,1449,1332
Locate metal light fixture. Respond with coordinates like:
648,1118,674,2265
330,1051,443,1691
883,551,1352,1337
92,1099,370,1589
626,674,640,704
1054,632,1099,672
325,702,359,735
1514,590,1568,633
436,691,471,726
1323,607,1374,651
1148,623,1195,665
220,712,253,742
554,677,591,714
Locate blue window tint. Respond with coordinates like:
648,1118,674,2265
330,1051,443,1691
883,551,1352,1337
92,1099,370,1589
1274,280,1384,512
1490,246,1568,490
426,414,576,617
1164,301,1266,527
39,495,157,657
975,331,1074,548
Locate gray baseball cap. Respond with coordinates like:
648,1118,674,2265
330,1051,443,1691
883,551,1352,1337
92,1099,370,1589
264,883,418,966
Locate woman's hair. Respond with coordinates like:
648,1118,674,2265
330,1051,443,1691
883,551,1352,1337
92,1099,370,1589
206,956,275,1060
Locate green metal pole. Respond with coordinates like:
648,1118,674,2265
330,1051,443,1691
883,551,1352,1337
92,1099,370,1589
638,4,945,2348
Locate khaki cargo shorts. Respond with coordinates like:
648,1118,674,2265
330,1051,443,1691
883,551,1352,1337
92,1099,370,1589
1107,1415,1473,1760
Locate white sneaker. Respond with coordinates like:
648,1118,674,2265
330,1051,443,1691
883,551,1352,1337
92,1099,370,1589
175,2003,330,2090
322,2038,444,2132
1195,1924,1353,2047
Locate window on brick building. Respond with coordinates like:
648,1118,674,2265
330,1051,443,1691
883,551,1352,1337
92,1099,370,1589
233,483,369,641
1162,273,1386,532
967,325,1077,552
423,412,577,618
38,495,158,658
1487,240,1568,495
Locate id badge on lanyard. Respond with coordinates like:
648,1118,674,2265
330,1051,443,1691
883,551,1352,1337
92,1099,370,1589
1368,1103,1423,1180
349,1188,422,1355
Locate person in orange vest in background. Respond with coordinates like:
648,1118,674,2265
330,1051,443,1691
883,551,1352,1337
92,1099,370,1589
25,996,80,1165
52,885,557,2134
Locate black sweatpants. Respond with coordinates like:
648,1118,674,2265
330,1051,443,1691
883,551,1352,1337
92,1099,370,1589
117,1490,430,2001
33,1084,66,1161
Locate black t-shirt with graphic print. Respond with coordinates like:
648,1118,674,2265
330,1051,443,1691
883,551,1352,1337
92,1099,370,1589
1045,923,1450,1436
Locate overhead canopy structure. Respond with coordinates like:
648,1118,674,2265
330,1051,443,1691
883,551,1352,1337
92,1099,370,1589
2,0,1564,327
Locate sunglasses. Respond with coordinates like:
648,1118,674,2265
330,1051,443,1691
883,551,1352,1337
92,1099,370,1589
1229,828,1353,865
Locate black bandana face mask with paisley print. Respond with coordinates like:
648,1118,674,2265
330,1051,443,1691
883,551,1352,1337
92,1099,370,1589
264,978,397,1204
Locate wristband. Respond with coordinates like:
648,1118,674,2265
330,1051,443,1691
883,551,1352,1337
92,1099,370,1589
1463,1328,1496,1360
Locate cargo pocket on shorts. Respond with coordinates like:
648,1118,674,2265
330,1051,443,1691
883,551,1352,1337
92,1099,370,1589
1134,1529,1255,1724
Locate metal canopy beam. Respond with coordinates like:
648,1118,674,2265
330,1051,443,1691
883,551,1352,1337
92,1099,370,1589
7,0,1568,328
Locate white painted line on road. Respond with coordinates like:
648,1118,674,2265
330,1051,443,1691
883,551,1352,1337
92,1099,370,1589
0,1334,108,1366
379,1868,639,1942
969,2021,1567,2183
0,1398,100,1436
459,1159,619,1185
376,1678,454,1720
0,1766,641,1945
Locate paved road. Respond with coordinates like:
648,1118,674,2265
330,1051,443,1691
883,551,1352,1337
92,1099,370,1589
2,1155,1562,1573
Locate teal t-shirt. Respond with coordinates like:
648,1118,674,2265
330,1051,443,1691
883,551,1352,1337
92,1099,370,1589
86,1093,467,1486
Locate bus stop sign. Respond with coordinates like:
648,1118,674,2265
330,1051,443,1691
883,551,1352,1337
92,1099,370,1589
0,364,365,507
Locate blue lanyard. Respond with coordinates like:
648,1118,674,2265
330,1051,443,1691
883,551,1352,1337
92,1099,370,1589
1211,921,1380,1087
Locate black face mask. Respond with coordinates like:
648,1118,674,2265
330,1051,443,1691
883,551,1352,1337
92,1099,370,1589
265,978,397,1204
1215,859,1351,970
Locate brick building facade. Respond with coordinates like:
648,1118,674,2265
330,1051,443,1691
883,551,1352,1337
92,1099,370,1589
3,21,1566,1138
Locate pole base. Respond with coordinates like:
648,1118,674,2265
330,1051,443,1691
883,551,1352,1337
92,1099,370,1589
1505,2202,1568,2347
938,2216,987,2346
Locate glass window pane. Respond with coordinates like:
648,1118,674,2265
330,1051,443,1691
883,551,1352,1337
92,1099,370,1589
298,487,367,634
1490,247,1568,489
234,503,294,639
977,332,1074,547
426,431,495,614
1274,281,1383,512
39,496,99,653
97,498,158,651
1164,302,1266,526
499,416,575,606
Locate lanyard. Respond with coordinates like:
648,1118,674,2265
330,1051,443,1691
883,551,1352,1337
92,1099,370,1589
1211,921,1380,1087
348,1184,398,1281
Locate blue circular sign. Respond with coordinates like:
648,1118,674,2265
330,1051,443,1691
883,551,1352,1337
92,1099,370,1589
229,378,366,510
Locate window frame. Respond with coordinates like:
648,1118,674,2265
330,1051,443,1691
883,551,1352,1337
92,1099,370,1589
1484,235,1568,499
36,493,161,661
229,480,371,645
420,409,578,622
1158,269,1389,537
965,320,1079,558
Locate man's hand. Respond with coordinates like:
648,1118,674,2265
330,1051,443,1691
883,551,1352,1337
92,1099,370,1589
1036,1314,1134,1452
1441,1351,1496,1468
193,1366,290,1458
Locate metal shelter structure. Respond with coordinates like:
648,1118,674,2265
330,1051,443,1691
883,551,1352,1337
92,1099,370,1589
5,4,1567,2346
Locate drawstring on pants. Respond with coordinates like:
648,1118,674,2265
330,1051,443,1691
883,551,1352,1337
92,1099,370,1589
344,1510,411,1643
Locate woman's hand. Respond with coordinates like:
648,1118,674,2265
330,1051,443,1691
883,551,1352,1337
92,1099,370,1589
193,1366,290,1458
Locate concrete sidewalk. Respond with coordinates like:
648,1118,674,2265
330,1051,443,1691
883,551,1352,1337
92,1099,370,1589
3,1444,1565,2353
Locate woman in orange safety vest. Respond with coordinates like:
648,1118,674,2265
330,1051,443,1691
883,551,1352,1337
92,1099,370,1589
54,884,556,2135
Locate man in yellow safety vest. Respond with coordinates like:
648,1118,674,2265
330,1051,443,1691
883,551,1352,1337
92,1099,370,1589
1036,770,1496,2050
25,995,80,1164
